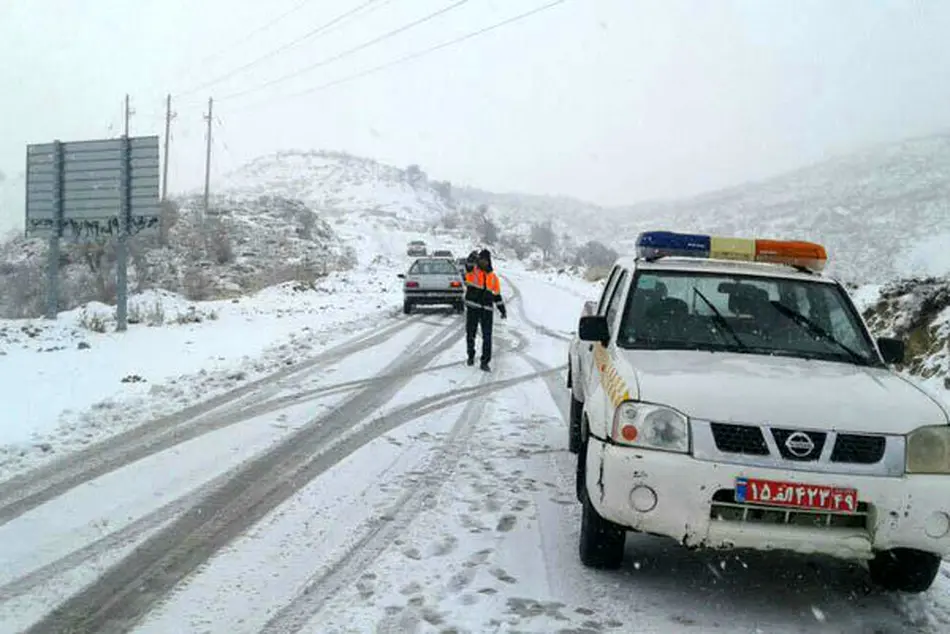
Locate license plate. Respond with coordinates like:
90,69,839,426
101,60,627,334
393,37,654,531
735,477,858,514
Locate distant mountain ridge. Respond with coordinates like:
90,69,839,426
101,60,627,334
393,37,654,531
453,134,950,282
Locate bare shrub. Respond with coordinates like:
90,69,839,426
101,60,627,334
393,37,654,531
128,300,165,326
576,240,618,270
127,302,143,325
253,259,328,291
0,259,47,318
499,233,531,260
182,266,215,301
204,218,233,265
530,221,558,262
79,309,108,333
159,199,180,247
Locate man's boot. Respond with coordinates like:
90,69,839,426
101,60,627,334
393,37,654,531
467,356,475,366
480,361,490,372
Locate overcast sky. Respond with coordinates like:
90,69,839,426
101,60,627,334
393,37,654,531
2,0,950,233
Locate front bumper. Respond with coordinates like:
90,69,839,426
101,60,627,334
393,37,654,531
586,436,950,560
404,290,463,305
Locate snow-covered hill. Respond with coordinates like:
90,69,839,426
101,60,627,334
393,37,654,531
0,195,352,318
607,134,950,283
218,150,454,230
454,134,950,284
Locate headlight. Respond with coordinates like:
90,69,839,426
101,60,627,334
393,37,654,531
906,426,950,474
611,401,689,453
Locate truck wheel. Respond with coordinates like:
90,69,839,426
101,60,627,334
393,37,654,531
568,396,584,454
403,301,413,315
868,548,941,593
578,468,626,569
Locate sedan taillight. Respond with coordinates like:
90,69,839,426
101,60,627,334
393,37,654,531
405,281,419,288
450,281,462,288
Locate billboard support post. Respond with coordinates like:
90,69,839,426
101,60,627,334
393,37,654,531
45,140,64,320
115,135,131,331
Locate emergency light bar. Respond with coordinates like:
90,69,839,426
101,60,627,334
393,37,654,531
635,231,827,272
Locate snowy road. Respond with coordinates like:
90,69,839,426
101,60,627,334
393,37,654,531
1,273,950,633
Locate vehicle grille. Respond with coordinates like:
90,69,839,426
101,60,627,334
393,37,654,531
771,428,826,462
708,424,888,466
831,434,886,464
709,489,869,530
709,423,769,455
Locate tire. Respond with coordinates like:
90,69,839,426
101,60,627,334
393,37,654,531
868,548,942,593
568,395,584,454
578,443,626,569
403,301,413,315
575,438,587,503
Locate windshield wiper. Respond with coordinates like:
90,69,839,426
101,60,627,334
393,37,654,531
692,288,747,349
768,301,872,366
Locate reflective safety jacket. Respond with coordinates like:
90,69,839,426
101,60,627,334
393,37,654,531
464,267,505,312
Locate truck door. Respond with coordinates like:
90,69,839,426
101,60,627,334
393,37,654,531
585,268,630,432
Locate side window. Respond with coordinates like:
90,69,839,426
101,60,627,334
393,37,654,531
596,266,620,315
605,271,629,329
823,289,865,350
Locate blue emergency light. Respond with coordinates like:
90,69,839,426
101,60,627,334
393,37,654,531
636,231,711,259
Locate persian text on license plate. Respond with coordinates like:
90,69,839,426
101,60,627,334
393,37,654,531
735,477,858,514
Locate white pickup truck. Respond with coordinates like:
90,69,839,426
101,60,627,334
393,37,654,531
567,231,950,593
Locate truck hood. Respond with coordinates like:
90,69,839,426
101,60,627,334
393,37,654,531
624,350,948,434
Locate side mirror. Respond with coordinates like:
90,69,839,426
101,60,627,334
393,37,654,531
579,315,610,344
397,273,406,279
877,337,905,365
581,300,597,317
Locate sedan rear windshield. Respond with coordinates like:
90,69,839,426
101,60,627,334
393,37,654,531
617,270,881,367
409,259,457,275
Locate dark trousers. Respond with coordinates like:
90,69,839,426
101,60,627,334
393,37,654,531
465,306,494,363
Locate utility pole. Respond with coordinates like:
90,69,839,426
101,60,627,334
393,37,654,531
123,94,133,137
116,94,134,332
203,97,213,217
161,94,175,201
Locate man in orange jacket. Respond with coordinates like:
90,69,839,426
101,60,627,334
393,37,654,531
464,248,507,372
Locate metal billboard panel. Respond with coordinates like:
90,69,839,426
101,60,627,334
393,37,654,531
25,135,161,239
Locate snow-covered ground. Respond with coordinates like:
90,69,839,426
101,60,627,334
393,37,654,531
0,263,403,481
2,258,950,633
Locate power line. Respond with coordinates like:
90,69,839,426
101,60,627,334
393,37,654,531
178,0,390,98
231,0,569,112
219,0,470,102
190,0,319,71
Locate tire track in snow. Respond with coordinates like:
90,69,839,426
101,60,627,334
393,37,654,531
0,313,428,527
258,351,546,633
0,335,533,603
24,319,464,634
255,328,553,632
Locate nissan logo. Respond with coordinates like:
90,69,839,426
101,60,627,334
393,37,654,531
785,431,816,458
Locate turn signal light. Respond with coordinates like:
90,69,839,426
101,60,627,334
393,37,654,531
619,425,638,442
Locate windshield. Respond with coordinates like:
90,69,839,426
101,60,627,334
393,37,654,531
409,259,457,275
617,269,880,366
